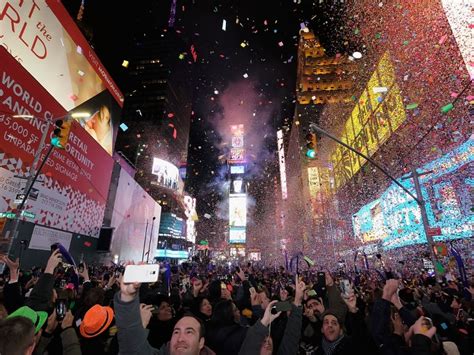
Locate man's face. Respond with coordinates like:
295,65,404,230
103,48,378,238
170,317,204,355
322,314,342,342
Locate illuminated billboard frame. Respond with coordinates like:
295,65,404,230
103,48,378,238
229,194,247,227
151,158,179,190
351,136,473,249
155,249,189,259
331,51,407,189
229,227,246,244
277,129,288,200
230,165,245,174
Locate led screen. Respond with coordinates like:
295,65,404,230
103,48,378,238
155,249,189,259
151,158,179,190
229,227,246,243
229,194,247,227
230,165,245,174
331,50,406,189
352,136,473,249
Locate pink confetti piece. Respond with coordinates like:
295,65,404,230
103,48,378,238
438,34,447,45
70,94,78,101
466,95,474,101
450,92,458,98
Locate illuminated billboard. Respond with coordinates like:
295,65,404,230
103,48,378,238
331,51,407,189
183,195,197,243
151,158,179,190
230,176,245,194
352,199,387,243
230,124,244,137
232,135,244,148
0,48,113,237
230,148,245,163
229,227,246,243
230,165,245,174
277,130,288,200
229,194,247,227
351,136,473,249
0,0,124,155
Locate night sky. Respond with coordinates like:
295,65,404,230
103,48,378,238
65,0,350,240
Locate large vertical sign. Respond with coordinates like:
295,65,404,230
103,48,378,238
277,130,288,200
229,124,247,244
331,51,406,189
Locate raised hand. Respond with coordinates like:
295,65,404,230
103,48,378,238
119,272,140,302
140,304,154,328
45,249,62,274
342,292,358,313
382,279,400,302
409,316,437,339
45,309,58,334
0,255,19,281
294,275,306,306
61,310,74,329
261,300,281,327
192,279,203,297
236,267,246,282
78,262,90,281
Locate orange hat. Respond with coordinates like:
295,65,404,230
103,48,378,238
79,304,114,338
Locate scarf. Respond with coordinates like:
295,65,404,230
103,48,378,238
322,334,345,355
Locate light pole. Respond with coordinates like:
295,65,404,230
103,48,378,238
0,116,51,273
309,123,441,278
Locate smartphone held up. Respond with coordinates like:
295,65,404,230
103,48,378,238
123,264,160,283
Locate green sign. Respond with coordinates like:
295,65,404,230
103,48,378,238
0,212,16,219
21,211,35,219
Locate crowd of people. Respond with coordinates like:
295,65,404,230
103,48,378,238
0,246,473,355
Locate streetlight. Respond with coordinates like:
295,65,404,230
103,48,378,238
0,113,71,273
309,123,441,278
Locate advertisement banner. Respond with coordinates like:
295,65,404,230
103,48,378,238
229,227,246,244
0,0,123,154
0,0,123,108
332,51,406,188
151,158,179,190
0,46,113,237
29,225,72,251
229,194,247,227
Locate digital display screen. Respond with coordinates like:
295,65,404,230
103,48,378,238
230,165,245,174
229,194,247,227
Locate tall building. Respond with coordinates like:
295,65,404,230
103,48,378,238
283,29,355,260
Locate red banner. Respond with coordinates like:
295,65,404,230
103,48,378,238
0,46,113,237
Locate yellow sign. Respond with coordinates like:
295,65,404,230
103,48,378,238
307,167,320,198
332,51,407,188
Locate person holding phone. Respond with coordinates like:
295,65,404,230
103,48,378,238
114,264,214,355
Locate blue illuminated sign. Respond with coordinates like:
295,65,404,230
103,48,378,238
155,249,189,259
352,136,473,250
